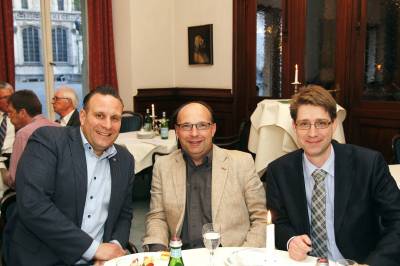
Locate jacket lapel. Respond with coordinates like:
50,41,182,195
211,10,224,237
211,145,229,222
69,127,87,226
173,152,187,236
291,150,311,234
333,142,354,234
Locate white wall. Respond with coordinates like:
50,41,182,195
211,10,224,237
113,0,232,110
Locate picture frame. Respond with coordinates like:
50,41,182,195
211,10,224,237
188,24,213,65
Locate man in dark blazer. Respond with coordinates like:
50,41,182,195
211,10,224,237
9,86,135,265
52,86,81,127
266,85,400,266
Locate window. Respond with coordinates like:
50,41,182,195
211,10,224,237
58,0,64,11
73,0,81,11
21,0,28,9
22,27,40,63
52,27,68,62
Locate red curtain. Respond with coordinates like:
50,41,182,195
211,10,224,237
0,0,15,86
87,0,119,92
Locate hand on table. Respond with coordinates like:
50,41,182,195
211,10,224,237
94,243,126,261
288,234,312,261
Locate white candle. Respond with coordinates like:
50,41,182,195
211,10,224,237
151,104,155,118
294,64,299,83
266,211,275,258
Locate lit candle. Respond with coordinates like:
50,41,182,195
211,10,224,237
294,64,299,84
266,211,275,259
151,104,155,118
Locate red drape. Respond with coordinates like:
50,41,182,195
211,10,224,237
87,0,119,92
0,0,15,86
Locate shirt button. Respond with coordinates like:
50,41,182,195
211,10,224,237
89,147,91,149
90,196,93,199
94,177,97,180
88,214,91,218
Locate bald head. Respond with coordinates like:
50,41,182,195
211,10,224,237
175,101,214,125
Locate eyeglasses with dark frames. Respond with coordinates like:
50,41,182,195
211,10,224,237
176,122,213,131
295,119,332,130
52,96,71,101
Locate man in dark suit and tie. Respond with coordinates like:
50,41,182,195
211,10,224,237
52,86,81,127
266,85,400,265
9,86,135,265
0,81,15,170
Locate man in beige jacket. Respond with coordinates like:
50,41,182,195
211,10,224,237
143,101,268,251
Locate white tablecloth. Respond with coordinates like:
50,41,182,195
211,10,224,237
105,247,322,266
248,99,347,175
115,130,177,173
389,164,400,188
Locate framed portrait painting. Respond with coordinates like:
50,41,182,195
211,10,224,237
188,24,213,65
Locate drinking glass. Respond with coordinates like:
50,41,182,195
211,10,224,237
336,259,358,265
202,223,221,266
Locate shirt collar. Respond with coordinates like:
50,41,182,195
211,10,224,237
79,128,117,159
303,144,335,178
182,149,213,168
60,109,76,126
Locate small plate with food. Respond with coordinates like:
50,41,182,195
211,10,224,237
105,251,170,266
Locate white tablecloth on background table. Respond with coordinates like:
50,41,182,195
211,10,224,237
105,247,322,266
389,164,400,188
248,99,347,175
115,130,177,173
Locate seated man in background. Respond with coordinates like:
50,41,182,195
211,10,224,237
3,90,59,188
52,85,80,126
0,82,15,170
266,85,400,265
143,101,267,251
9,86,135,266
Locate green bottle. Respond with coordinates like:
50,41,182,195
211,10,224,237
160,111,169,139
143,108,153,131
168,236,184,266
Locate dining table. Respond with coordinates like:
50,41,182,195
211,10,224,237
105,247,327,266
115,130,177,174
248,99,347,176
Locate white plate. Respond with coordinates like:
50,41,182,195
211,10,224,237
225,248,266,266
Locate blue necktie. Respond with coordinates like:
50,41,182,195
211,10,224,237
0,114,8,150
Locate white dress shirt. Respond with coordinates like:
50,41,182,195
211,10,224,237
0,111,15,155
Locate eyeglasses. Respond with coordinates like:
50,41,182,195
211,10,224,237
52,96,70,101
295,119,332,130
176,122,213,131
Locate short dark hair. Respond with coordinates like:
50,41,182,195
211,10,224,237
172,101,215,125
83,85,123,110
290,84,337,121
9,90,42,117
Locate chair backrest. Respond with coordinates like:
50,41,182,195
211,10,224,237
392,134,400,164
120,111,143,133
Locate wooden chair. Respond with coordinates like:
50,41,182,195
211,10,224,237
120,111,143,133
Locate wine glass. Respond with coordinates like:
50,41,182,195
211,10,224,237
336,259,358,265
202,223,221,266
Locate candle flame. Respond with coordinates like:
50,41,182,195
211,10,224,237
267,211,272,224
295,64,298,70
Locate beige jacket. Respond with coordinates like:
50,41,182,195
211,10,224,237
143,145,268,248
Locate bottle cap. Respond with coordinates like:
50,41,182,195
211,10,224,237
169,236,182,248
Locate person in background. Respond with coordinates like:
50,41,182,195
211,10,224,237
0,82,15,169
143,101,268,251
266,85,400,265
9,86,135,265
2,90,59,188
52,86,80,127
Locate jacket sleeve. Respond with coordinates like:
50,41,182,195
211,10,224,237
365,153,400,266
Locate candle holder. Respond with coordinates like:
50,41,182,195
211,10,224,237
291,81,301,95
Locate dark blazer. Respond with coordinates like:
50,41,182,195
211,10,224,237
66,109,81,127
266,141,400,266
9,126,135,266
